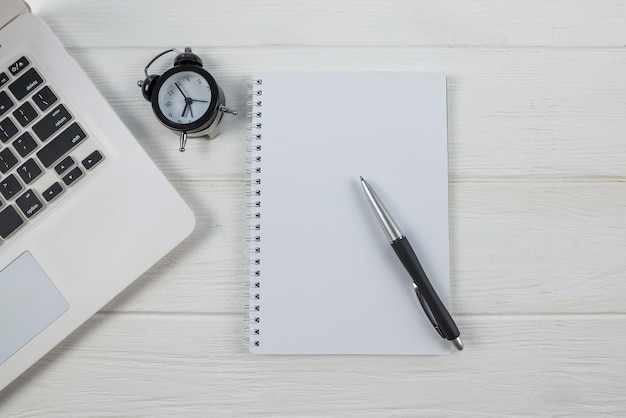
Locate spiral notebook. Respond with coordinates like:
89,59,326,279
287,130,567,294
247,72,451,354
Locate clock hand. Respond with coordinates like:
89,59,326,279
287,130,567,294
174,82,188,99
182,97,195,118
190,99,208,103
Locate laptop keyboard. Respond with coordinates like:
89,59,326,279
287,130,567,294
0,55,105,242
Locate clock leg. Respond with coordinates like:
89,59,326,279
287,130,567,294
179,131,188,152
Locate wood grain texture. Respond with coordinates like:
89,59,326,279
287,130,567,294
25,0,626,48
2,0,626,416
67,49,626,180
2,315,626,417
100,181,626,315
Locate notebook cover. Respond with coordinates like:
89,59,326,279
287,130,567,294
248,72,450,354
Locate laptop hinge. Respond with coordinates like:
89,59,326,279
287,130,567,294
0,0,30,31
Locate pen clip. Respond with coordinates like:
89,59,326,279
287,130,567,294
413,283,445,338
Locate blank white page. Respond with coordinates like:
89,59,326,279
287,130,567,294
249,72,450,354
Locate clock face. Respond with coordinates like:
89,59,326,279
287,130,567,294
156,70,213,126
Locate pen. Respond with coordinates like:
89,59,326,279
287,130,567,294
359,176,463,351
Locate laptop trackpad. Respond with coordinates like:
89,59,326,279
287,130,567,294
0,251,69,365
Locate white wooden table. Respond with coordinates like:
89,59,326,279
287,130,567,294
2,1,626,416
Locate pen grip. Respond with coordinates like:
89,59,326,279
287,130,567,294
391,237,460,340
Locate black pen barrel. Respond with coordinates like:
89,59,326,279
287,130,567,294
391,236,460,340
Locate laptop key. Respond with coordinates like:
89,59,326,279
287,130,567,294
0,174,23,200
0,205,24,239
0,148,19,174
32,86,58,112
0,91,14,117
16,189,44,219
32,104,72,141
62,166,83,186
42,182,64,203
8,68,44,101
37,122,86,168
13,102,38,127
54,156,74,175
17,159,43,185
8,57,30,76
0,117,19,143
0,72,9,88
12,132,38,158
82,150,103,170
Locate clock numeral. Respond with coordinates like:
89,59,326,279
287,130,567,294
168,112,173,117
166,101,172,107
197,78,202,84
168,90,174,96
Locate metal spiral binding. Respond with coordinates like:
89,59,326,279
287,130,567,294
246,78,263,348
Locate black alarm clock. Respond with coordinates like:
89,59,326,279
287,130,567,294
137,47,237,152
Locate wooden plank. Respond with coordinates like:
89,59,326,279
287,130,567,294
1,314,624,416
451,181,626,314
65,49,626,180
103,181,626,315
27,0,626,48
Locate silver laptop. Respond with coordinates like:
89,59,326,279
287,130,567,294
0,1,196,390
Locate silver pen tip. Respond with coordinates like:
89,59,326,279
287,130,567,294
452,336,464,351
359,176,364,181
